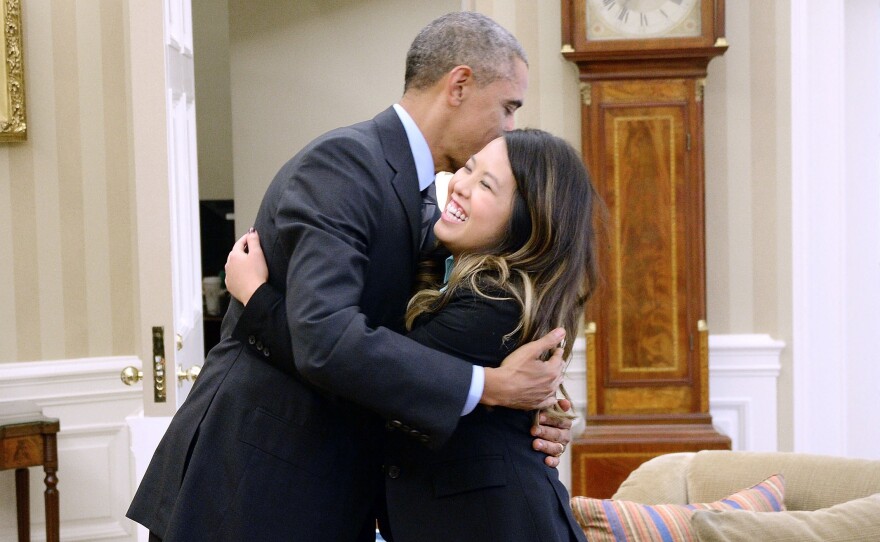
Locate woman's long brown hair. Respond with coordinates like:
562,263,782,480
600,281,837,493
407,129,600,421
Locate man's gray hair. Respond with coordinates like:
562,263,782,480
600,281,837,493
404,11,527,92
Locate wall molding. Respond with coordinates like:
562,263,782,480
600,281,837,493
561,333,783,487
709,398,750,451
0,355,142,402
0,356,143,542
709,334,783,452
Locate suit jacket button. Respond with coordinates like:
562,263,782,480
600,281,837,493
256,341,263,350
419,435,430,444
409,429,421,438
248,335,256,345
385,421,395,432
390,420,403,428
263,348,271,357
387,465,400,479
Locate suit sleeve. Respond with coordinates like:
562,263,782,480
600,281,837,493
272,134,474,447
231,282,296,374
231,282,520,381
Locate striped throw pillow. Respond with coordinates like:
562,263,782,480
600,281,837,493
571,473,785,542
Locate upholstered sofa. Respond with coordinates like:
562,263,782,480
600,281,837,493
571,450,880,541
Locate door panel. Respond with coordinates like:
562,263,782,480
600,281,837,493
166,0,203,404
129,0,201,414
126,3,200,540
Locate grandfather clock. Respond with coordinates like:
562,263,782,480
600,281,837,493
562,0,731,498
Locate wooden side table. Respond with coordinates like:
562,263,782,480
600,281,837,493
0,416,60,542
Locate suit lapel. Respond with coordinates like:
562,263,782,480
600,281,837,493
374,107,423,262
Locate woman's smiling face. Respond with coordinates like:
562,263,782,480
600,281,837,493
434,137,517,257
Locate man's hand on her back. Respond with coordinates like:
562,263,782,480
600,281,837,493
532,398,573,468
481,328,565,410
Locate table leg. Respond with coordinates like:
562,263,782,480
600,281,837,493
43,432,60,542
15,468,29,542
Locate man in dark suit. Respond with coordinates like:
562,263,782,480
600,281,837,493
128,12,571,541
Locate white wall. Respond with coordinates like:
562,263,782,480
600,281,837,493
227,0,458,234
790,0,880,457
192,0,234,200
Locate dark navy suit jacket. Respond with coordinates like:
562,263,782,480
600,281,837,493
126,107,474,541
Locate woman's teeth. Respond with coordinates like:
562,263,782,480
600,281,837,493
446,202,468,222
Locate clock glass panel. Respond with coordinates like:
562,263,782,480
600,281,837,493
586,0,701,40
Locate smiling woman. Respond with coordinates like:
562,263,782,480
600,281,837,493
0,0,26,142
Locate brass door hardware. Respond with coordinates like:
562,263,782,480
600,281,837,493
152,327,167,402
120,366,143,386
177,364,202,383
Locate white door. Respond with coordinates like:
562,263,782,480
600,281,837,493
126,0,201,538
163,0,204,409
129,0,202,414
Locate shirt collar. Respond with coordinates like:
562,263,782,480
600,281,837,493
392,103,435,192
443,256,455,284
439,255,454,293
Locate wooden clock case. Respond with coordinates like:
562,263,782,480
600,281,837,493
561,0,731,498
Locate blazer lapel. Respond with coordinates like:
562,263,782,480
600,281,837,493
374,107,422,262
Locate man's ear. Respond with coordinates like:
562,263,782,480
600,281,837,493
445,65,473,106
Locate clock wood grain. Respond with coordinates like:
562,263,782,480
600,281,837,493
561,0,730,499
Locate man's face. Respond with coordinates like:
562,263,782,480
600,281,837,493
446,58,528,170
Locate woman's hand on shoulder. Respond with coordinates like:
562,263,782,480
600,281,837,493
225,229,268,306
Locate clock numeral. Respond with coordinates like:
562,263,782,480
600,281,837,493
617,6,629,23
659,8,669,19
602,0,616,9
640,13,649,27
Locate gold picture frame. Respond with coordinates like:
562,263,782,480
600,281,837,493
0,0,25,142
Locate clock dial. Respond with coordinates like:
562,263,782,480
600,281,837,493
586,0,701,40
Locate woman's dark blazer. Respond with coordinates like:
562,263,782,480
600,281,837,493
382,287,586,542
126,107,475,541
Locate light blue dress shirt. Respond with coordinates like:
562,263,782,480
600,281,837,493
392,104,483,416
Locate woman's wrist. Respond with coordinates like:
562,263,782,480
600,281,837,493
239,280,267,306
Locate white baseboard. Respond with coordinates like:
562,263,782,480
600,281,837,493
0,356,143,542
560,333,783,488
709,334,784,451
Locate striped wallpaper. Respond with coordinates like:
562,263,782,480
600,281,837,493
0,0,136,363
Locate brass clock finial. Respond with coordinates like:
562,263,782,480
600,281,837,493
579,82,592,106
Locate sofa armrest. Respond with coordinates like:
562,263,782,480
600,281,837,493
610,452,694,504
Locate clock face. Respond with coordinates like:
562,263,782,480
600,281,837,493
585,0,702,40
